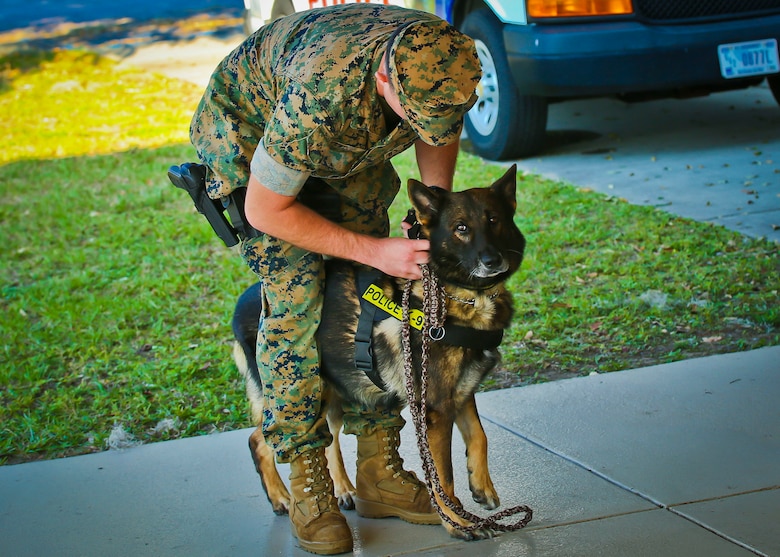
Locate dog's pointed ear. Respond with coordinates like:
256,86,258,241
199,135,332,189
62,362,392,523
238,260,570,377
490,164,518,212
408,179,444,225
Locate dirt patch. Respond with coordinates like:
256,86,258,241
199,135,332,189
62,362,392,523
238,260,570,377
116,34,243,88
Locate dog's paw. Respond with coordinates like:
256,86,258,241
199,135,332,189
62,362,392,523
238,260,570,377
270,497,290,516
332,476,356,510
471,489,500,510
467,528,497,541
259,478,291,516
336,490,356,511
447,523,497,541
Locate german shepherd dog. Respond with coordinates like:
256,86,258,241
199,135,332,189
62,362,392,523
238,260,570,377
232,165,525,539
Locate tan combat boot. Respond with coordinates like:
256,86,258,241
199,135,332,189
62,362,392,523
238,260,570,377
355,427,441,525
288,447,353,555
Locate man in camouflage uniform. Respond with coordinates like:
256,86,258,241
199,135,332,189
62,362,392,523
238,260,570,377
190,4,480,554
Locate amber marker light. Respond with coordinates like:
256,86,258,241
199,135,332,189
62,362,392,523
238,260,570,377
528,0,633,18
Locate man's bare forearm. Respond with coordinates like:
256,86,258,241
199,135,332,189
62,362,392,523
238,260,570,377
414,138,460,190
244,174,429,279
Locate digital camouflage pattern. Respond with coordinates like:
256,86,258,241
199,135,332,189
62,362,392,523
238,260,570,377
389,19,480,146
191,4,443,199
190,4,479,461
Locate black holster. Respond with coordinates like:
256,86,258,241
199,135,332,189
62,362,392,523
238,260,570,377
168,163,259,248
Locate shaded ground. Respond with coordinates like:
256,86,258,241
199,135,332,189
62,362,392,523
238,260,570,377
0,0,241,33
0,8,244,59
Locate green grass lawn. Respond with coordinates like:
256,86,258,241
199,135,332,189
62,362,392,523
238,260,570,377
1,49,778,464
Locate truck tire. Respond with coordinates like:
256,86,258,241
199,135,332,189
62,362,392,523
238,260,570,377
461,9,548,160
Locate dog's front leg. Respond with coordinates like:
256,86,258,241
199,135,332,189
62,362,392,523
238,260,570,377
455,394,499,510
427,409,493,540
325,403,356,510
248,426,291,515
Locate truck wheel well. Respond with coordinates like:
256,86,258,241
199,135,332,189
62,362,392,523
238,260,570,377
451,0,488,28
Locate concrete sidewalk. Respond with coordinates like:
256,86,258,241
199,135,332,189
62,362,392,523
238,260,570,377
1,346,778,557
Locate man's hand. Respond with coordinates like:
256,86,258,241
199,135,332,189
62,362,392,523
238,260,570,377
370,237,430,280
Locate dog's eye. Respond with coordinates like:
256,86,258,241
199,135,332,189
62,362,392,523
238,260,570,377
455,223,469,234
487,213,499,226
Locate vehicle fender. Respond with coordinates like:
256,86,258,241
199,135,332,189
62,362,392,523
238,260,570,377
483,0,527,24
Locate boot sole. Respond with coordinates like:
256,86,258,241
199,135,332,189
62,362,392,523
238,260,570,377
292,532,353,555
355,497,441,525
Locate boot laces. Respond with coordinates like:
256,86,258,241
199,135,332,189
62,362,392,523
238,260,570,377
302,450,334,516
382,429,422,490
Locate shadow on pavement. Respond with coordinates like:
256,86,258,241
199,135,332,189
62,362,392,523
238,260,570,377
0,9,244,60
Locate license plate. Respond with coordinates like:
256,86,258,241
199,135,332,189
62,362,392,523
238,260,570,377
718,39,779,79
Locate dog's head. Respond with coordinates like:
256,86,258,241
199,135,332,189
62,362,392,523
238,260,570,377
408,164,525,290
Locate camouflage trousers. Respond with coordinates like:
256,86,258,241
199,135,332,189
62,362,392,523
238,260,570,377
241,163,406,463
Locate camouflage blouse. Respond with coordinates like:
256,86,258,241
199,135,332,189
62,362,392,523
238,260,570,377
191,4,441,199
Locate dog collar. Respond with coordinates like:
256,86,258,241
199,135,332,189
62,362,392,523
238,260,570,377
443,288,501,306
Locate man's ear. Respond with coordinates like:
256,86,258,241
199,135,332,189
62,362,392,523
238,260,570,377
375,54,390,96
408,179,443,226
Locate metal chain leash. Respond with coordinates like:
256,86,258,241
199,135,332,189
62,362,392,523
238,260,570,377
401,264,533,535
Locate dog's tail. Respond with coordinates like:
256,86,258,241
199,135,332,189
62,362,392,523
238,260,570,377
232,282,264,422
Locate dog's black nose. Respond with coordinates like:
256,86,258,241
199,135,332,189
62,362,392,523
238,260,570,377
480,250,503,269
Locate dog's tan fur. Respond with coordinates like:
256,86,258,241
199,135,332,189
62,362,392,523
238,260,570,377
232,165,525,540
